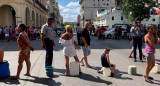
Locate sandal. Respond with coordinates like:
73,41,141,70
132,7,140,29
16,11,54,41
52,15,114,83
145,79,153,83
143,75,154,80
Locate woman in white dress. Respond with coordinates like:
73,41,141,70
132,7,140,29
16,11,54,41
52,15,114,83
59,25,81,76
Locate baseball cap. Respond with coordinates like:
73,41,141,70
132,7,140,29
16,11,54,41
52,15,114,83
48,17,53,21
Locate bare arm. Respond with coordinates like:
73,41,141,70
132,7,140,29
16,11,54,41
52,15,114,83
106,54,111,69
82,37,88,48
41,33,46,49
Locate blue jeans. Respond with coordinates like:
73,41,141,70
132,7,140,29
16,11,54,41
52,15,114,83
44,38,53,66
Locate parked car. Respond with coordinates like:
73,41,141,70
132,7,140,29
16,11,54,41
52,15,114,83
104,28,127,39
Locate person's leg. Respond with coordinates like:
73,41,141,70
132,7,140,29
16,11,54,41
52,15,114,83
138,38,143,61
145,60,152,80
24,53,31,76
74,55,81,72
133,39,137,62
129,50,134,57
16,54,26,78
111,64,116,73
65,56,70,75
0,48,4,61
45,39,53,66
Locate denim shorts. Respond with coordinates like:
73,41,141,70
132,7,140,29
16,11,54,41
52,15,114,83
82,46,91,57
146,53,155,61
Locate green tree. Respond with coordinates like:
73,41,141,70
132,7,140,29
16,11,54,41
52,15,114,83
122,0,158,21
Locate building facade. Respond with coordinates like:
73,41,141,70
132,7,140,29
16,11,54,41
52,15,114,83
79,0,115,27
77,15,80,24
0,0,49,28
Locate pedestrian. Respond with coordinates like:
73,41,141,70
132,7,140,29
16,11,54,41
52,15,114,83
5,26,9,42
129,40,145,58
130,21,143,62
97,48,116,77
79,22,91,67
144,25,159,83
59,25,81,76
76,23,82,45
11,24,34,80
41,17,55,67
0,48,4,62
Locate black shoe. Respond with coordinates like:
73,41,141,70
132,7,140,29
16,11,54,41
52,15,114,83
144,75,154,80
134,59,137,62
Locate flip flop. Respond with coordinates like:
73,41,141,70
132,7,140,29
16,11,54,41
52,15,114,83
144,75,154,80
145,79,153,83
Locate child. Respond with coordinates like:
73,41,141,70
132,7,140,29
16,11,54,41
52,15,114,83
98,48,116,77
0,48,4,61
129,40,145,58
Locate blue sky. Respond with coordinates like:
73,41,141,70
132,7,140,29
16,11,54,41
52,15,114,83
56,0,80,22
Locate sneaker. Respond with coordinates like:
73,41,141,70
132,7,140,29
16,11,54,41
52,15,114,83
80,61,84,66
140,60,143,63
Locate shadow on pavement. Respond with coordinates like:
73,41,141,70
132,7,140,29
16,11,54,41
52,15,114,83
20,75,61,86
113,69,133,80
0,77,20,85
78,73,112,85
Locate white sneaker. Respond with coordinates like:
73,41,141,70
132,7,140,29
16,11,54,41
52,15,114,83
80,61,84,66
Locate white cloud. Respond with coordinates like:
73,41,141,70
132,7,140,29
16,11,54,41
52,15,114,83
62,7,80,14
61,14,77,22
66,2,79,7
59,4,64,10
59,2,81,22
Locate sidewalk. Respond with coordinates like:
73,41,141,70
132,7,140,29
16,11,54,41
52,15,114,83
0,36,160,86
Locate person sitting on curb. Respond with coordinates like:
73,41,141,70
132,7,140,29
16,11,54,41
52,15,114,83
0,48,4,62
97,48,116,77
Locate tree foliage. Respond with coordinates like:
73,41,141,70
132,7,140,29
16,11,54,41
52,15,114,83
63,22,76,28
122,0,158,21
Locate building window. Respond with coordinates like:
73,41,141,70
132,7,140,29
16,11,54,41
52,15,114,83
112,16,114,20
94,4,95,6
152,19,155,21
103,3,105,5
121,16,123,20
107,3,109,6
102,0,104,1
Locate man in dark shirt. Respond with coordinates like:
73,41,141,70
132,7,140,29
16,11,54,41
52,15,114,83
79,22,91,67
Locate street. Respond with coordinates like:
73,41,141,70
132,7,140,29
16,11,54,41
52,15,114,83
0,36,160,86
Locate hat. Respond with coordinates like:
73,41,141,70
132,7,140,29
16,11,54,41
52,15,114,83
48,17,53,21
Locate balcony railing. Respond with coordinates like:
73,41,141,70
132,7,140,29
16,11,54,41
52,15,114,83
33,0,47,12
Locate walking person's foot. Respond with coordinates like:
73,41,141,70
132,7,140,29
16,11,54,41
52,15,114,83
80,61,85,66
134,59,137,62
24,73,31,76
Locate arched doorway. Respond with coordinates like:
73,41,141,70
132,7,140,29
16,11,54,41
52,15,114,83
36,13,39,27
32,11,35,27
0,5,16,27
25,7,30,27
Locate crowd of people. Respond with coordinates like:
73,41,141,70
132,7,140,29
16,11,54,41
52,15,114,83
0,25,41,42
0,17,159,84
